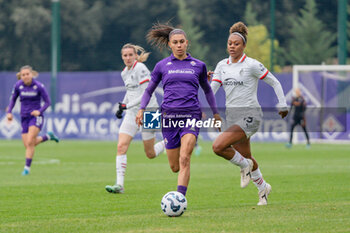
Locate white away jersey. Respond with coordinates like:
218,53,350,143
121,61,158,111
212,54,269,108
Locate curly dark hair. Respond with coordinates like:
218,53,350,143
229,21,248,44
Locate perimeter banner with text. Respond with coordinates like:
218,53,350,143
0,72,349,142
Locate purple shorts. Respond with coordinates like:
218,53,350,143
162,112,201,149
21,115,44,133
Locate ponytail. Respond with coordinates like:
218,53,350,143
146,23,174,50
121,43,150,62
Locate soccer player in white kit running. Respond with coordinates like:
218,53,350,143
105,44,165,194
210,22,288,205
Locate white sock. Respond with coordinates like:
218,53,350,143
229,150,249,169
24,165,30,171
153,140,165,157
251,168,267,191
116,154,127,187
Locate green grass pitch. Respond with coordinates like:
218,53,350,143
0,140,349,232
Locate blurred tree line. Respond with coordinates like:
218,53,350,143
0,0,340,72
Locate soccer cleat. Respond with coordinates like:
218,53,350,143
240,159,253,188
194,145,202,156
48,132,60,143
257,183,272,206
285,143,292,148
306,144,311,149
21,168,30,176
105,184,124,194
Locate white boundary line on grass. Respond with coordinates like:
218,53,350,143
0,158,60,165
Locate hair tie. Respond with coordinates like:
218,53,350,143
169,29,187,39
231,32,246,44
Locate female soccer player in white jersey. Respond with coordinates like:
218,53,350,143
210,22,288,205
105,43,165,194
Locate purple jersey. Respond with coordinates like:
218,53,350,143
7,79,51,117
141,54,218,114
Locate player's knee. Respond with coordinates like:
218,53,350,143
117,142,128,154
179,155,190,168
212,142,224,155
170,164,179,173
27,137,36,147
144,149,156,159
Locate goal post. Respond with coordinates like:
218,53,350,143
293,65,350,89
291,65,350,143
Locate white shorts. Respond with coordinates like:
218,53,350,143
225,108,262,138
119,111,156,141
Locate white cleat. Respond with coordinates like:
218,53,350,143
105,184,124,194
240,159,253,188
257,183,271,206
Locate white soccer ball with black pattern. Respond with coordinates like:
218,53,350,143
161,191,187,217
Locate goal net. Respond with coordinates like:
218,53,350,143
290,65,350,143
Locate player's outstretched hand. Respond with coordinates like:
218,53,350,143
279,110,288,119
30,110,40,117
213,113,222,132
115,109,123,119
119,102,127,111
135,109,144,126
115,102,127,119
207,71,214,82
6,113,13,121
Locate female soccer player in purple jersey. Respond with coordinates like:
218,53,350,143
209,22,288,205
7,65,59,176
135,23,221,197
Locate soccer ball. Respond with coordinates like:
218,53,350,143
161,191,187,217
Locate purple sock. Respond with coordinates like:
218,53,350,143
177,185,187,196
42,135,49,142
25,158,32,167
